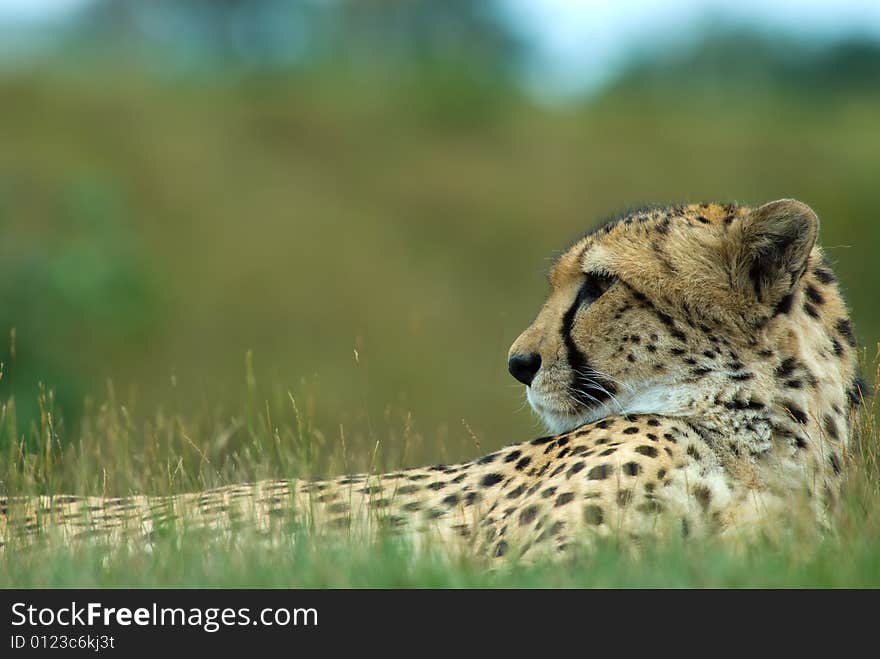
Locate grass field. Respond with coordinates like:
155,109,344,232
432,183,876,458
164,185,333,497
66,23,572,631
1,69,880,587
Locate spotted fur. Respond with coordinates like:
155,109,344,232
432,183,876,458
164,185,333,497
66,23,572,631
0,200,862,562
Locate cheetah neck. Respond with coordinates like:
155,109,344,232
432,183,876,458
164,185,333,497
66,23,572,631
607,378,777,455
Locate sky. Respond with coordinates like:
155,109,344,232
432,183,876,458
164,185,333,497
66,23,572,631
0,0,86,22
1,0,879,96
501,0,880,95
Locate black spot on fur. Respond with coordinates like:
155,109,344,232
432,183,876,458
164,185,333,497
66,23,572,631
465,491,481,506
519,505,540,525
586,464,613,480
481,473,503,487
775,357,799,379
54,495,87,506
515,456,532,471
623,426,639,435
541,487,557,499
635,445,658,458
849,378,867,407
656,310,674,327
803,302,819,319
504,450,522,463
584,505,604,525
693,485,712,512
477,453,499,465
555,492,575,507
623,462,641,476
638,499,664,514
339,475,367,484
567,462,586,477
782,402,809,425
647,419,660,427
805,284,824,305
506,484,526,499
530,435,554,445
830,453,842,475
442,493,459,507
824,415,839,440
814,267,835,284
836,318,857,347
774,293,794,315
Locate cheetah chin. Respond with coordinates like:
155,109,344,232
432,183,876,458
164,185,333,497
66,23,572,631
527,383,698,435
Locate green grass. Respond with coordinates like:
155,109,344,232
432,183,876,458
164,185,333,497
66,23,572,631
4,527,880,588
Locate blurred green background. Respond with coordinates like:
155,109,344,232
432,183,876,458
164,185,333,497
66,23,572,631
1,0,878,472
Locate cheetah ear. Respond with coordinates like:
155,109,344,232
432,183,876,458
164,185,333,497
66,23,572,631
732,199,818,305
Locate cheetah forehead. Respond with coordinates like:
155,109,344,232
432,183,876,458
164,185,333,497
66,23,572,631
552,203,749,284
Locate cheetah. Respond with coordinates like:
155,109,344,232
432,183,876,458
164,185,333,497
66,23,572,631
0,199,865,562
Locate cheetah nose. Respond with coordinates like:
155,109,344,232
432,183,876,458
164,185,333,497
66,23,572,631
508,353,542,386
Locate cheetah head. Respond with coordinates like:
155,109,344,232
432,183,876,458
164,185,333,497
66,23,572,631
508,199,835,434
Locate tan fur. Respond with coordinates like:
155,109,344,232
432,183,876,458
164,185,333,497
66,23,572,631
0,200,862,562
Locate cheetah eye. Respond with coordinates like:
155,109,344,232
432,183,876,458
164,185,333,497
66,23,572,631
575,272,617,307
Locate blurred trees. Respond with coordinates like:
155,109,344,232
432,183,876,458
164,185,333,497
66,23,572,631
612,29,880,95
0,175,156,435
74,0,526,78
